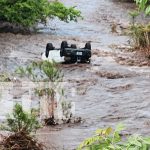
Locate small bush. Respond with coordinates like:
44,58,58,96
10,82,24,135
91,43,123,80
129,24,150,47
16,61,64,124
0,104,43,150
1,103,41,133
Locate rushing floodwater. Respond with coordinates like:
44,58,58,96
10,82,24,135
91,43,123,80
0,0,150,150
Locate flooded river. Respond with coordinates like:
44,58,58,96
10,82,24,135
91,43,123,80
0,0,150,150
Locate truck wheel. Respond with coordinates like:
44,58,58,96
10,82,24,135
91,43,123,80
60,41,68,57
46,43,54,51
61,41,68,49
45,50,49,58
71,57,77,63
45,43,54,58
85,42,91,50
71,44,77,49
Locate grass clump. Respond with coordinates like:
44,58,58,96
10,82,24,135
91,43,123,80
129,24,150,57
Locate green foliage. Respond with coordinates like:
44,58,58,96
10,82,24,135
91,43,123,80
15,60,63,98
128,10,140,26
126,1,150,56
0,0,82,28
129,24,150,49
15,61,63,118
48,1,82,22
1,104,41,134
32,60,63,82
15,60,63,82
77,124,150,150
129,10,139,18
31,61,63,118
15,65,35,79
134,0,150,15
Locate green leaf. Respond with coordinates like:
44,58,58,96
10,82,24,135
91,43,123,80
115,123,125,132
145,5,150,15
142,137,150,145
128,136,142,147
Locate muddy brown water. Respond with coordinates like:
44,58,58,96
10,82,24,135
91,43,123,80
0,0,150,150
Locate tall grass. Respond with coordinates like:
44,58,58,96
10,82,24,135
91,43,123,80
129,24,150,56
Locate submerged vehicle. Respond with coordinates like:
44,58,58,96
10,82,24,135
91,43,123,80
44,41,91,63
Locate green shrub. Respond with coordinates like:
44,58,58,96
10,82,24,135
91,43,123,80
1,103,41,133
15,61,63,123
0,0,82,28
129,24,150,48
134,0,150,15
77,124,150,150
15,60,63,82
125,1,150,56
0,104,44,150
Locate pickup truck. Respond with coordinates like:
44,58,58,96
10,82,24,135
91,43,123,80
44,41,91,63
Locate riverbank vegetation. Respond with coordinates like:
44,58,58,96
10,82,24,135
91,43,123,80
15,61,63,125
0,0,81,32
0,104,43,150
134,0,150,15
78,124,150,150
15,60,74,125
127,0,150,57
129,24,150,55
